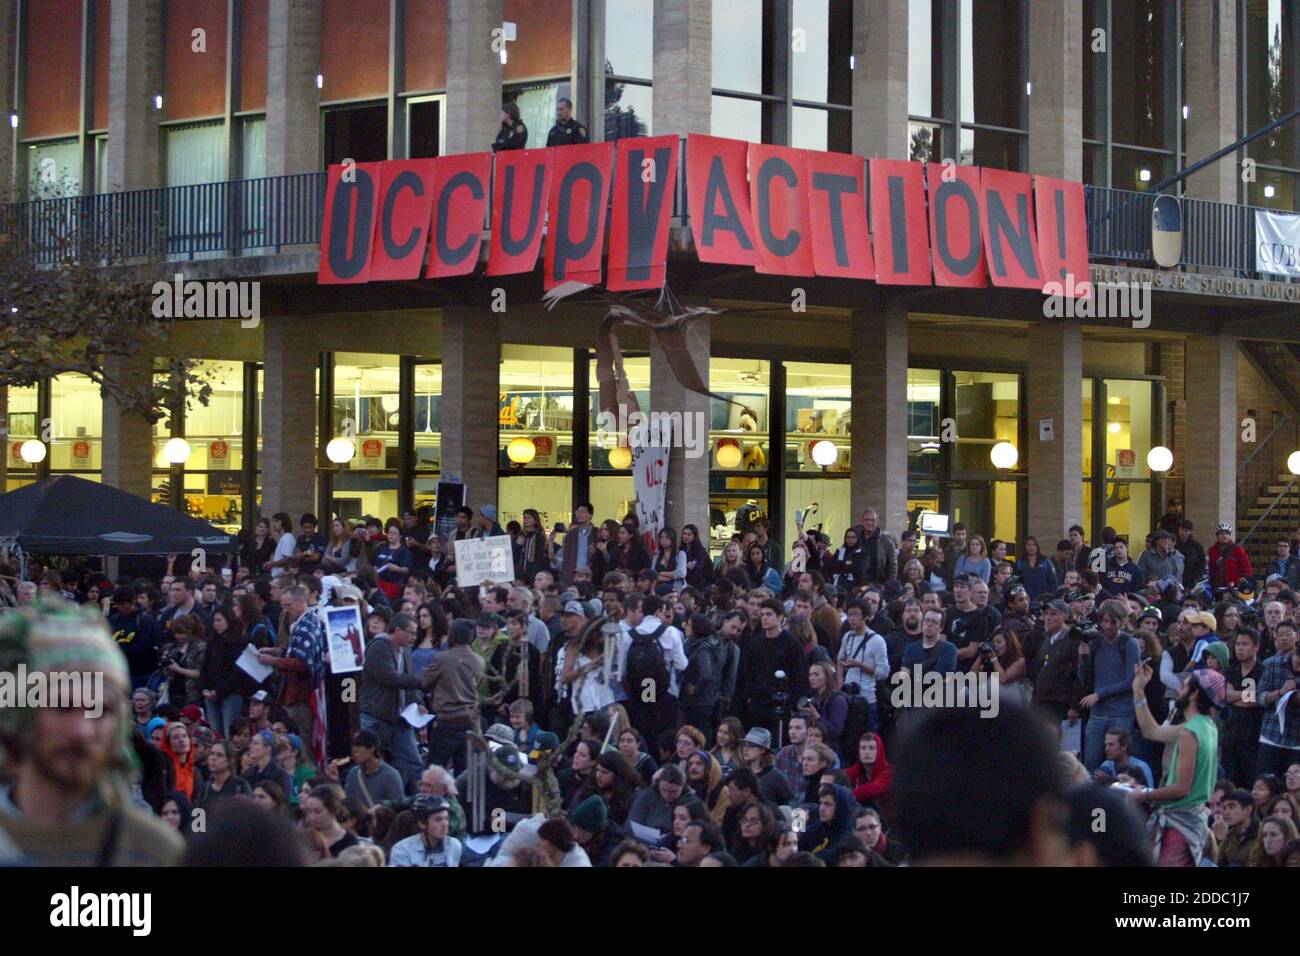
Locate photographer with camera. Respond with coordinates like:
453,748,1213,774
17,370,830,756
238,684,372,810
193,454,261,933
948,576,1001,672
1077,600,1142,771
977,626,1029,708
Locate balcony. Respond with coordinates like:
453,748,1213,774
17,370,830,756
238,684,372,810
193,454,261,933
1,149,1293,286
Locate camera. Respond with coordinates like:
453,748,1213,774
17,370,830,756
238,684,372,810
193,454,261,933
978,642,996,658
1070,622,1100,641
771,670,791,723
797,696,814,710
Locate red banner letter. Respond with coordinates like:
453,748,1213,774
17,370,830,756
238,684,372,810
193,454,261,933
607,136,680,291
747,144,815,276
807,151,874,280
487,147,553,276
926,163,987,288
318,162,381,284
868,159,931,285
1033,176,1090,297
545,142,615,290
425,152,492,279
686,134,761,266
368,160,437,281
979,168,1042,289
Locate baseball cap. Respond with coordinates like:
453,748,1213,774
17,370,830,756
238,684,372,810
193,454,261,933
1046,599,1070,615
180,704,203,722
1068,591,1090,603
1267,573,1284,585
251,690,270,703
411,794,449,815
562,600,586,616
476,612,499,629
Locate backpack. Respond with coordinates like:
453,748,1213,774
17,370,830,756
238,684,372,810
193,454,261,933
625,622,670,699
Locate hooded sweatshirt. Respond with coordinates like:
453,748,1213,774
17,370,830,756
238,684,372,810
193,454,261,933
687,750,732,825
160,726,198,800
844,732,894,807
802,783,855,863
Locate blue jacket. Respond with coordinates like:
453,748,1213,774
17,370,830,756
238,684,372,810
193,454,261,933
1080,634,1141,717
1014,557,1057,598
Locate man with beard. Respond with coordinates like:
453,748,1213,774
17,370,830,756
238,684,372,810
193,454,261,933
0,601,184,865
885,599,923,673
1127,664,1226,866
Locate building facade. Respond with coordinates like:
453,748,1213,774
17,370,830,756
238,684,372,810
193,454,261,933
3,0,1300,570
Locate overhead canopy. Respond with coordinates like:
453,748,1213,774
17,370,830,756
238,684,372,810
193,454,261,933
0,475,237,556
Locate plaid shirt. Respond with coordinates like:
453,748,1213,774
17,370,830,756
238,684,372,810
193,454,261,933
288,609,327,686
1258,653,1300,750
774,743,804,796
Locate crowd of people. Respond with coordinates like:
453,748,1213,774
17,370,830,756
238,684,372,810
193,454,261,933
0,499,1298,869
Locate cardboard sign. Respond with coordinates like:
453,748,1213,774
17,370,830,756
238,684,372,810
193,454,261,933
453,535,515,587
325,605,365,675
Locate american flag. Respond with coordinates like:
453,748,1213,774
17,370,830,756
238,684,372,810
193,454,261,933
310,681,329,769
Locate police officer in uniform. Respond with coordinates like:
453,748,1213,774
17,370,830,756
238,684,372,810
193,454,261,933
546,97,589,147
493,101,528,152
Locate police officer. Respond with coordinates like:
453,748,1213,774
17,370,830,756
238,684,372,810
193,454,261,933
546,97,589,147
493,101,527,152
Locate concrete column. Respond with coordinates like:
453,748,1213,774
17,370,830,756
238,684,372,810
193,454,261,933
1026,321,1084,544
653,0,711,136
444,0,502,156
106,0,162,191
441,307,499,511
650,319,710,537
0,1,15,201
266,0,321,177
850,309,908,536
852,0,908,160
1184,335,1237,533
1027,0,1082,181
101,353,156,500
0,387,8,492
261,315,317,520
1184,0,1237,203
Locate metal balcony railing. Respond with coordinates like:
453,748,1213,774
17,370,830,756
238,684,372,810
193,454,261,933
1,147,1296,281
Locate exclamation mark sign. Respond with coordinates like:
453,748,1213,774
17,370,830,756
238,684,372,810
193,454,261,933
1054,189,1069,280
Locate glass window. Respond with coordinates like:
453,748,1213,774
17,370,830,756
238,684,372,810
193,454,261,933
413,362,442,472
591,475,636,525
332,354,401,521
241,116,267,179
26,139,81,198
1106,481,1151,548
176,361,247,530
49,373,102,475
952,371,1019,474
784,475,851,556
4,384,41,479
1112,148,1167,192
709,358,770,552
606,0,654,80
908,0,946,119
909,122,941,163
791,106,827,151
165,122,228,187
959,126,1023,171
95,136,108,193
1248,169,1298,211
907,368,943,490
1110,0,1169,149
499,476,573,530
323,104,388,165
958,0,1024,129
500,345,575,470
784,361,850,474
712,0,765,94
1244,0,1297,169
1082,0,1106,142
605,80,653,140
791,0,851,106
711,94,763,142
1082,380,1094,478
590,355,649,469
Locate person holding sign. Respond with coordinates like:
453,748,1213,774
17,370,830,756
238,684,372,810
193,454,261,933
374,522,412,602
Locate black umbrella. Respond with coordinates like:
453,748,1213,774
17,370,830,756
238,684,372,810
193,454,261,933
0,475,237,555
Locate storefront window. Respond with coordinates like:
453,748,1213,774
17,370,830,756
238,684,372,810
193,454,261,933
589,355,649,469
707,358,770,552
1102,379,1154,545
48,373,102,477
4,384,41,486
413,362,442,472
782,361,850,556
907,368,943,511
499,346,575,528
174,361,247,531
332,354,401,521
952,371,1018,474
